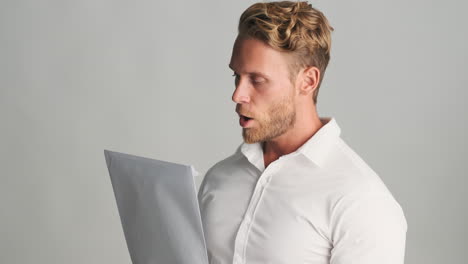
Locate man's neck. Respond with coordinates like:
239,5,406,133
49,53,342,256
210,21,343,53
262,114,324,168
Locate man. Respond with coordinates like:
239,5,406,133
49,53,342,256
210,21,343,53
198,1,407,263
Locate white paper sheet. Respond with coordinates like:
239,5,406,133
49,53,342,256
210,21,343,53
104,149,208,264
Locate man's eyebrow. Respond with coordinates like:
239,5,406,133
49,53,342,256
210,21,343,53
228,65,269,78
249,71,269,78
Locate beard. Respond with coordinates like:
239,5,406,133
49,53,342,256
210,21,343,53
242,93,296,144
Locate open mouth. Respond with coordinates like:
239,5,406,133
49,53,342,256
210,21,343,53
241,115,253,121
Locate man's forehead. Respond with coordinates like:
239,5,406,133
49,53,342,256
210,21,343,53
229,38,289,74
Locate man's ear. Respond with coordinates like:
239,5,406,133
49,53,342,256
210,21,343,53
299,66,321,96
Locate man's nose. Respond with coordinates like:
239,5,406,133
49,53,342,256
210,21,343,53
232,78,250,104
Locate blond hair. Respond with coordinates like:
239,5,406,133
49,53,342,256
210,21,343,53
238,1,334,104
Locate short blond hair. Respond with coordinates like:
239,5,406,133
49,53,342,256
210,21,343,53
238,1,334,104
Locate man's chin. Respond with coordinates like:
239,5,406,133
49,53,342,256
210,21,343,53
242,129,264,144
243,139,261,144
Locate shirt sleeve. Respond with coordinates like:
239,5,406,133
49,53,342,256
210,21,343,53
329,192,408,264
197,173,208,210
197,168,214,213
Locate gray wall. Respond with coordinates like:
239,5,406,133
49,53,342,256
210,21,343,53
1,0,466,263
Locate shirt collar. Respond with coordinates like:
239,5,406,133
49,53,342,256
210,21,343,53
238,116,341,170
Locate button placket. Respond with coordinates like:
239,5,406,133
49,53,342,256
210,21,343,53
232,174,265,264
232,160,283,264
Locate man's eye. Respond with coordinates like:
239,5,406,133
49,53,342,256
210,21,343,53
251,77,265,84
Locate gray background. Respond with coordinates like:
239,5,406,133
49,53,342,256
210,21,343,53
1,0,466,263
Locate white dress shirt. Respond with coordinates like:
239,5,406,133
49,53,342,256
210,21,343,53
198,117,407,264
